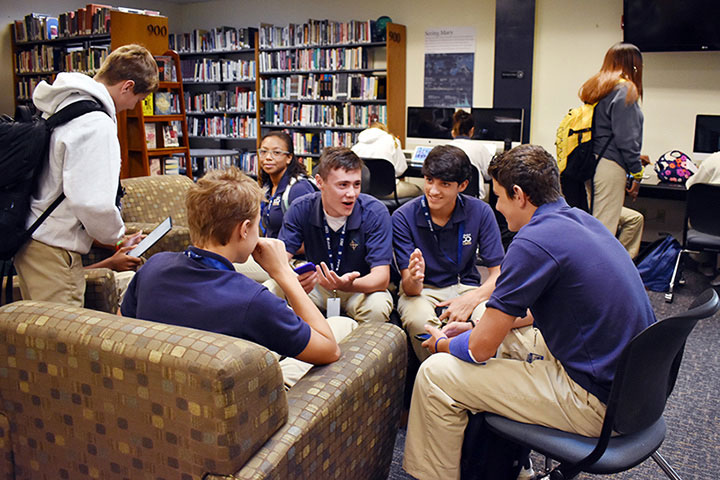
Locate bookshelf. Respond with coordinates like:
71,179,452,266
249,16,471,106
170,27,259,178
123,50,191,179
257,20,406,171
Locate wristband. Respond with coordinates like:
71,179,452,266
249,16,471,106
449,331,483,364
468,319,476,328
434,336,448,353
115,239,123,251
630,167,644,181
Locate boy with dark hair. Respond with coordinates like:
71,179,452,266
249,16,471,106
403,145,656,480
14,44,158,306
392,145,504,361
279,147,394,323
122,167,355,387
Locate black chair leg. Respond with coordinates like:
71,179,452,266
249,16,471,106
651,451,683,480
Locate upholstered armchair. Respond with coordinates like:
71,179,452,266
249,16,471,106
120,175,194,257
0,301,407,479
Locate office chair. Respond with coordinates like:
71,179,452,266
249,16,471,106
463,164,481,198
361,158,414,213
484,288,720,480
666,184,720,303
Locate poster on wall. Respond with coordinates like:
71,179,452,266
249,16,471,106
424,27,475,107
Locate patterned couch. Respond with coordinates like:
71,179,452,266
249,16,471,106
120,175,194,258
0,301,407,480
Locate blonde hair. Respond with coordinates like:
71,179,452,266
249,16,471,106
95,44,159,94
579,43,643,105
186,167,263,246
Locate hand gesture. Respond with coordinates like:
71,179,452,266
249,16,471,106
119,231,145,249
252,238,293,278
408,248,425,283
316,262,360,292
421,324,448,354
437,291,481,324
106,246,143,272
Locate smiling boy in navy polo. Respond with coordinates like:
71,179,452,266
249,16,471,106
393,145,504,361
279,147,393,323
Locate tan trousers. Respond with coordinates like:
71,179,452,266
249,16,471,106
398,283,487,361
403,326,606,480
308,285,393,323
14,239,85,307
233,256,271,283
588,158,643,259
279,315,358,388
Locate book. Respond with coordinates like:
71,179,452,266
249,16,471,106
153,92,173,115
145,124,157,149
155,56,177,82
149,157,161,175
141,93,153,116
164,157,180,175
162,124,179,147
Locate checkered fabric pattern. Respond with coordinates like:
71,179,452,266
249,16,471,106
120,175,194,257
0,302,407,479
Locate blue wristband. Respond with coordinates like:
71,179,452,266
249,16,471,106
434,336,447,352
449,330,481,364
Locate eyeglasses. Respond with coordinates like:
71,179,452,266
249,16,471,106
258,149,290,159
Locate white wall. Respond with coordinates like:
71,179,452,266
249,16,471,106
0,0,183,115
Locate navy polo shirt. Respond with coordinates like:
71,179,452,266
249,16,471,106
121,246,311,358
279,192,393,276
261,170,316,239
393,195,504,288
487,198,656,403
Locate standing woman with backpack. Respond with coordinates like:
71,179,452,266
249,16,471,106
580,43,647,258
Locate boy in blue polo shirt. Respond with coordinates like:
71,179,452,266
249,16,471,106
402,145,656,480
393,145,504,361
121,167,356,387
279,147,393,323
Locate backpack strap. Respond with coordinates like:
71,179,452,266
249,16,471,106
46,99,106,129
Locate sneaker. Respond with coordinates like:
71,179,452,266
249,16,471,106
517,458,534,480
711,274,720,287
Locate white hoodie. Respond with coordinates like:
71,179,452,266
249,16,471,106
351,127,407,177
29,72,125,254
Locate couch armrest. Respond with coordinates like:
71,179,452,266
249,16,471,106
124,221,191,258
229,323,407,480
0,301,288,479
83,267,118,313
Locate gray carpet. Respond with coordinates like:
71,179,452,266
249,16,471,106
387,265,720,479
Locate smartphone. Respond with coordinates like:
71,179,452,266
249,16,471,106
293,262,316,275
414,333,431,341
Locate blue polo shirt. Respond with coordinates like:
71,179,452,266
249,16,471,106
393,195,504,288
261,171,316,239
279,192,393,276
487,198,656,403
121,246,311,358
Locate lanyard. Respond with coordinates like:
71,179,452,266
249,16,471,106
260,189,282,236
184,249,234,272
420,195,465,266
323,219,346,273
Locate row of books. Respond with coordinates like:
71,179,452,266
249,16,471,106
259,19,376,48
142,92,181,116
163,157,182,175
188,116,257,138
16,77,49,100
181,58,256,83
169,27,255,53
15,45,109,75
260,73,386,101
185,89,256,113
189,152,258,175
144,123,180,149
155,55,178,82
259,47,370,73
263,102,387,128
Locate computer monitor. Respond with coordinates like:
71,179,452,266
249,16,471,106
693,114,720,164
405,107,455,149
470,107,524,144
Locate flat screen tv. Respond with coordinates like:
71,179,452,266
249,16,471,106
623,0,720,52
693,114,720,162
406,107,454,140
470,108,523,143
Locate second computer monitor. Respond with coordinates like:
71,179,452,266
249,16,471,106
470,107,524,144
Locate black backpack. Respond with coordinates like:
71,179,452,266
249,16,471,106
0,99,107,302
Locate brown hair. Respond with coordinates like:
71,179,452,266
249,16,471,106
452,110,474,137
186,167,263,246
95,44,159,94
316,147,363,179
579,43,643,105
488,144,561,206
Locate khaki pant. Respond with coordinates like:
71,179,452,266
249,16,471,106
279,315,358,388
403,326,606,480
233,256,271,283
588,158,643,259
398,283,487,361
14,239,85,307
308,285,393,323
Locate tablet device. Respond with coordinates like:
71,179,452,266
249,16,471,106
128,216,172,257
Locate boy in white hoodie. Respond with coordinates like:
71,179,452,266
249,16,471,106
14,44,159,307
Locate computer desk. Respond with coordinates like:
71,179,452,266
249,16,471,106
626,171,687,242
